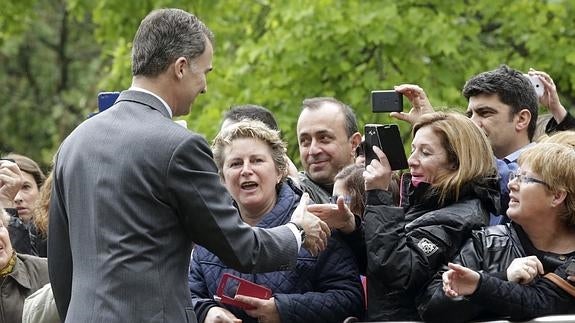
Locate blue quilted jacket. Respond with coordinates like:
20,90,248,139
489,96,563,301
189,180,365,323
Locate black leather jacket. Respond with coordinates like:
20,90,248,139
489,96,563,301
418,223,575,322
364,174,499,321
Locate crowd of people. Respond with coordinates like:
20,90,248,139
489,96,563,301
1,7,574,323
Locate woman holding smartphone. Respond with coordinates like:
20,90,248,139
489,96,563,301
361,112,500,321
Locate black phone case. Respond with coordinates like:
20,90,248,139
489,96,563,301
364,124,408,170
371,90,403,113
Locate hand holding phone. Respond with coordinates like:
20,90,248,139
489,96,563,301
524,74,544,98
364,124,408,170
215,273,272,310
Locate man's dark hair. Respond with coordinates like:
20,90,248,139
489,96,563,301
301,97,359,137
131,8,214,77
223,105,279,130
462,64,539,140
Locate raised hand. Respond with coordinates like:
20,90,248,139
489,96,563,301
442,262,480,298
391,84,435,125
0,160,24,208
506,255,544,284
290,193,331,256
528,68,567,123
363,146,392,191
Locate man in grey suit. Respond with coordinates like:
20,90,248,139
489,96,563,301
48,8,330,323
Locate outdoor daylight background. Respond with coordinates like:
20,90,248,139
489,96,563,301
1,0,574,170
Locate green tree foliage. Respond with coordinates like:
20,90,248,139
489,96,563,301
2,0,575,168
0,0,102,166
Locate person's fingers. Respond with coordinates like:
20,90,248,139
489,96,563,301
442,270,452,285
517,270,531,284
373,146,391,169
447,262,463,271
389,112,411,122
235,294,260,308
337,195,347,210
297,193,310,210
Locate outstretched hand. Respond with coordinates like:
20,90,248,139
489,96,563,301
442,262,480,298
290,193,331,256
307,196,356,234
391,84,435,125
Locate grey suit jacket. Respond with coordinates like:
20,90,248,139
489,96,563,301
48,90,298,323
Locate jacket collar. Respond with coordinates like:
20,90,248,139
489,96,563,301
115,90,172,119
6,254,32,289
256,180,302,228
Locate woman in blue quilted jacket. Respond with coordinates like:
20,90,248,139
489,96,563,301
188,120,364,323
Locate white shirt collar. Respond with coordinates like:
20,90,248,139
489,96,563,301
128,86,173,118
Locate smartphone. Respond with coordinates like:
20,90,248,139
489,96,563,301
524,74,544,98
215,273,272,310
566,259,575,276
371,90,403,113
364,124,408,170
97,91,120,112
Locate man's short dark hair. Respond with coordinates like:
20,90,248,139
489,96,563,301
131,8,214,77
462,64,539,140
223,105,279,130
301,97,359,137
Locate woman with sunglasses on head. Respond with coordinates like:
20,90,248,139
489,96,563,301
419,142,575,322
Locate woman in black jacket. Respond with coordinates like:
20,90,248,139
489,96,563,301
418,142,575,322
360,112,500,321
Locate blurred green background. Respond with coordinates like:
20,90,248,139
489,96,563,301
1,0,574,171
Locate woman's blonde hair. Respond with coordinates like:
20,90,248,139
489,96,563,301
540,130,575,148
212,119,288,180
518,142,575,227
413,112,497,205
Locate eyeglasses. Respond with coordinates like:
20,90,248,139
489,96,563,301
508,171,550,188
330,195,352,205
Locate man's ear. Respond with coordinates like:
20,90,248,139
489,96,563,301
515,109,532,133
350,132,363,156
173,57,188,80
